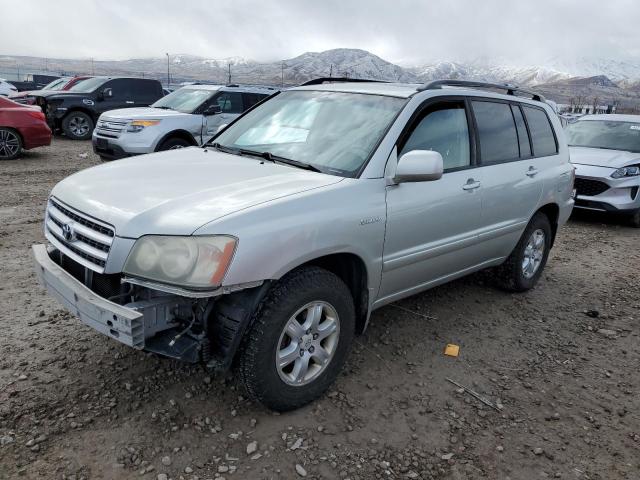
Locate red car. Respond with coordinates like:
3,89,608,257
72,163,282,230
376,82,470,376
9,76,92,105
0,96,52,159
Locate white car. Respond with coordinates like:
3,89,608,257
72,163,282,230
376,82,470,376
92,84,276,160
0,79,18,97
567,114,640,227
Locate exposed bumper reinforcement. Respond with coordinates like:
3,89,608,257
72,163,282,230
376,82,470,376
32,244,145,348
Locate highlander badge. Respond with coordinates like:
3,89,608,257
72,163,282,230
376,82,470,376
62,222,75,242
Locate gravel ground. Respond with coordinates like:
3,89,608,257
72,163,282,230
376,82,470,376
1,138,639,480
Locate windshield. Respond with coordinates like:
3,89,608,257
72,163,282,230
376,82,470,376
151,87,217,113
43,78,69,90
69,77,108,93
212,90,406,177
566,120,640,153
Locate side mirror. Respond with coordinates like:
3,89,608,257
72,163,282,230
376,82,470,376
394,150,444,183
103,88,113,99
204,104,222,115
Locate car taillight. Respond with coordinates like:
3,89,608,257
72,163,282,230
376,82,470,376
26,111,46,121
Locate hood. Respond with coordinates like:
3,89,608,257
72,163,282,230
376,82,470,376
32,90,90,101
51,147,343,238
101,107,191,121
569,146,640,169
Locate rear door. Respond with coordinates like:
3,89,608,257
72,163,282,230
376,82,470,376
380,98,485,302
128,79,163,106
202,91,244,143
95,79,133,115
470,100,553,259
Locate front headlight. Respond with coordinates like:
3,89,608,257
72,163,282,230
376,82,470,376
611,165,640,178
123,235,237,288
127,119,161,133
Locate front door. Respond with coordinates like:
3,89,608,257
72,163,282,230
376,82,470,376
379,99,485,303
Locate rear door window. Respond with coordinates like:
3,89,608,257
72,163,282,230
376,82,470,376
471,100,519,164
511,105,532,158
522,106,558,157
242,93,268,109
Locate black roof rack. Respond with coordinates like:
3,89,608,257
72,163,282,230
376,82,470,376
418,79,545,102
300,77,389,86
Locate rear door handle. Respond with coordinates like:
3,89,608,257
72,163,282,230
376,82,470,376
462,179,481,190
526,167,539,177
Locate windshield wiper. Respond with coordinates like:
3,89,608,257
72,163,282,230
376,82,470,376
209,142,239,154
238,149,323,173
154,106,172,110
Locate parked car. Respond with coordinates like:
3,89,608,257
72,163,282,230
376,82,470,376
0,96,51,159
32,79,574,410
10,76,92,105
0,78,18,97
92,84,275,160
566,114,640,227
29,77,164,140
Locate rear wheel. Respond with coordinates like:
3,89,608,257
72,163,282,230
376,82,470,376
62,112,94,140
157,137,191,151
0,128,22,159
239,266,355,411
496,212,552,292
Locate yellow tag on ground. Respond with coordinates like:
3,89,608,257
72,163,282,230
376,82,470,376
444,344,460,357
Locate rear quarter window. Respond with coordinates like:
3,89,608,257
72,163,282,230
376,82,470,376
522,106,558,157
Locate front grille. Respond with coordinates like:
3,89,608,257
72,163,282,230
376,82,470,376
95,118,128,138
575,178,609,197
45,198,115,272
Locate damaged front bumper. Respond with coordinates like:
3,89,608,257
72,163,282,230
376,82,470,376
32,244,201,362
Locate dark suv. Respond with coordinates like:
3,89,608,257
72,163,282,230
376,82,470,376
31,77,164,140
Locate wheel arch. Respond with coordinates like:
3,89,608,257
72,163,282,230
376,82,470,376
63,107,96,123
154,129,198,151
535,203,560,247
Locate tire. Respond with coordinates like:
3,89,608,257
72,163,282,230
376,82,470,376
629,210,640,228
239,266,355,411
157,137,191,151
99,156,113,162
496,212,552,292
62,111,94,140
0,127,22,160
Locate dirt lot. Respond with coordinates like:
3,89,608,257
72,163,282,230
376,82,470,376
0,138,639,480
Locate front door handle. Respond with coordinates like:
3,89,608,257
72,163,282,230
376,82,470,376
462,179,481,190
526,166,539,177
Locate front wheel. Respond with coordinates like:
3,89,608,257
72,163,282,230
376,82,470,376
157,137,191,151
628,209,640,228
496,212,552,292
239,266,355,411
62,112,94,140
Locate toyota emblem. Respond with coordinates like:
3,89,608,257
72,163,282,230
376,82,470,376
62,222,75,242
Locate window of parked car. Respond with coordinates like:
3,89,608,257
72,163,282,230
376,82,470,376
566,119,640,153
125,79,159,100
152,88,217,113
399,102,471,170
215,92,244,113
522,106,558,157
472,100,520,164
511,105,532,158
242,93,269,109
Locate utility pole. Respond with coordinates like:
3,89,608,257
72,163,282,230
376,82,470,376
329,64,333,77
166,53,170,87
281,61,284,87
228,63,231,84
91,57,94,75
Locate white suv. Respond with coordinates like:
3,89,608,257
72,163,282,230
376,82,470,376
566,114,640,226
92,84,276,160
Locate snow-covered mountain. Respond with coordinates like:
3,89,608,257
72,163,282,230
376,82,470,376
3,49,640,89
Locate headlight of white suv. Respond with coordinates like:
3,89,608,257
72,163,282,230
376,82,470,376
611,165,640,178
127,120,161,133
123,235,237,288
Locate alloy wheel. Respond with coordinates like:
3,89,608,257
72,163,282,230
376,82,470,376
0,129,20,158
276,301,340,386
522,229,545,279
69,116,90,137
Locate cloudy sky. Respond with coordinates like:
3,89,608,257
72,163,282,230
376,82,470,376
2,0,639,65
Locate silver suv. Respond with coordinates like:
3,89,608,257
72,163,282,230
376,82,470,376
566,114,640,227
92,84,275,160
33,79,574,411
